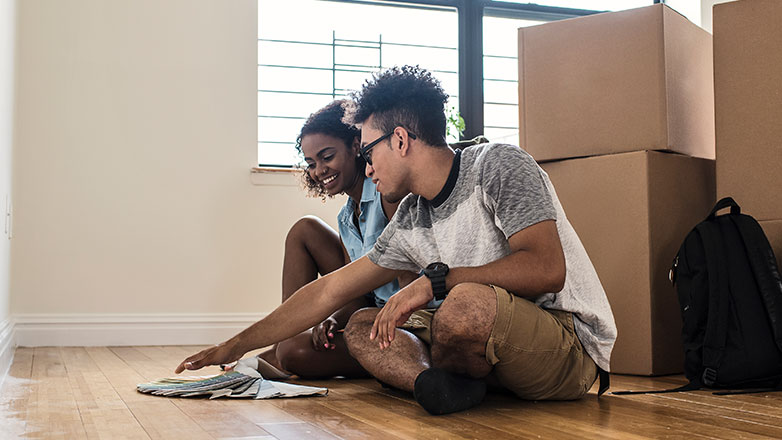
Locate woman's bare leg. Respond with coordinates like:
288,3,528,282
276,330,369,378
257,216,346,372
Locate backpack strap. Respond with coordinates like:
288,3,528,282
611,380,701,395
708,197,741,219
597,368,610,397
731,215,782,352
695,220,733,386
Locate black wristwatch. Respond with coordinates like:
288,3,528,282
424,262,450,301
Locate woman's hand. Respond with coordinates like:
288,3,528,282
311,317,339,351
175,338,246,374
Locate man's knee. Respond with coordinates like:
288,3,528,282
432,283,496,349
344,307,379,356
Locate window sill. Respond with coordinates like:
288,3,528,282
250,166,303,186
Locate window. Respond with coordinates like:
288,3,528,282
258,1,458,167
258,0,679,167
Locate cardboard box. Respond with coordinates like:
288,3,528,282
519,4,714,163
759,220,782,271
714,0,782,221
542,150,715,375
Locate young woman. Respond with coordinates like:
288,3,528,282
250,100,403,379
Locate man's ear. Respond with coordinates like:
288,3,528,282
395,128,412,157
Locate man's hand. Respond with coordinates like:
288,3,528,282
311,317,339,351
175,339,245,374
370,276,433,349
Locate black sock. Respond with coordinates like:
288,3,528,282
413,368,486,415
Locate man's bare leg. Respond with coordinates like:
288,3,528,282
430,283,496,377
344,308,431,392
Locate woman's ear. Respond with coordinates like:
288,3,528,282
351,136,361,157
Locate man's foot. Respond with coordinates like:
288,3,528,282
413,368,486,415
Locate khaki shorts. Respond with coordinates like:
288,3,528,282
401,285,597,400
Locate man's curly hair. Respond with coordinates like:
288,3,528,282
344,65,449,148
295,100,364,198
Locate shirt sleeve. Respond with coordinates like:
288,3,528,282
366,220,421,273
481,145,557,239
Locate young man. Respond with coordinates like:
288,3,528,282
176,65,616,415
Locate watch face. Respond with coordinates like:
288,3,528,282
426,262,449,277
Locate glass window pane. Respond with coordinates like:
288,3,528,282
484,80,518,105
483,127,519,145
484,103,519,130
258,66,333,95
258,142,303,167
257,92,333,119
482,15,546,143
259,116,305,144
484,56,518,82
259,0,458,166
259,40,333,69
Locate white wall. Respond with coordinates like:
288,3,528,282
10,0,344,342
1,0,17,371
1,0,15,324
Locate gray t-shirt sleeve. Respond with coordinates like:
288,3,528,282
366,220,421,272
481,145,557,239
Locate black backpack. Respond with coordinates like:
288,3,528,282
616,197,782,395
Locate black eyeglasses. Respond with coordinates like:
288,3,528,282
360,130,417,166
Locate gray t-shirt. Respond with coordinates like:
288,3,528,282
366,143,617,371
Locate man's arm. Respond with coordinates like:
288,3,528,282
369,219,565,348
175,256,402,373
446,219,565,297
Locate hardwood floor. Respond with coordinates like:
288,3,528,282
2,346,782,439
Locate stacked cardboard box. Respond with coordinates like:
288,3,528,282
518,4,716,375
714,0,782,269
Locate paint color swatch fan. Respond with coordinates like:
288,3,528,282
136,357,327,399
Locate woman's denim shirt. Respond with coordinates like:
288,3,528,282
337,176,399,307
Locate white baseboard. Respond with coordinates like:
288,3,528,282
13,313,265,347
0,318,15,387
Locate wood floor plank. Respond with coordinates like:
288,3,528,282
60,347,151,439
260,421,342,440
111,346,273,439
124,400,213,440
9,346,782,439
0,347,34,438
216,399,306,425
170,399,273,439
86,346,214,439
302,380,516,440
590,395,770,440
25,347,89,438
259,394,404,440
610,374,782,438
